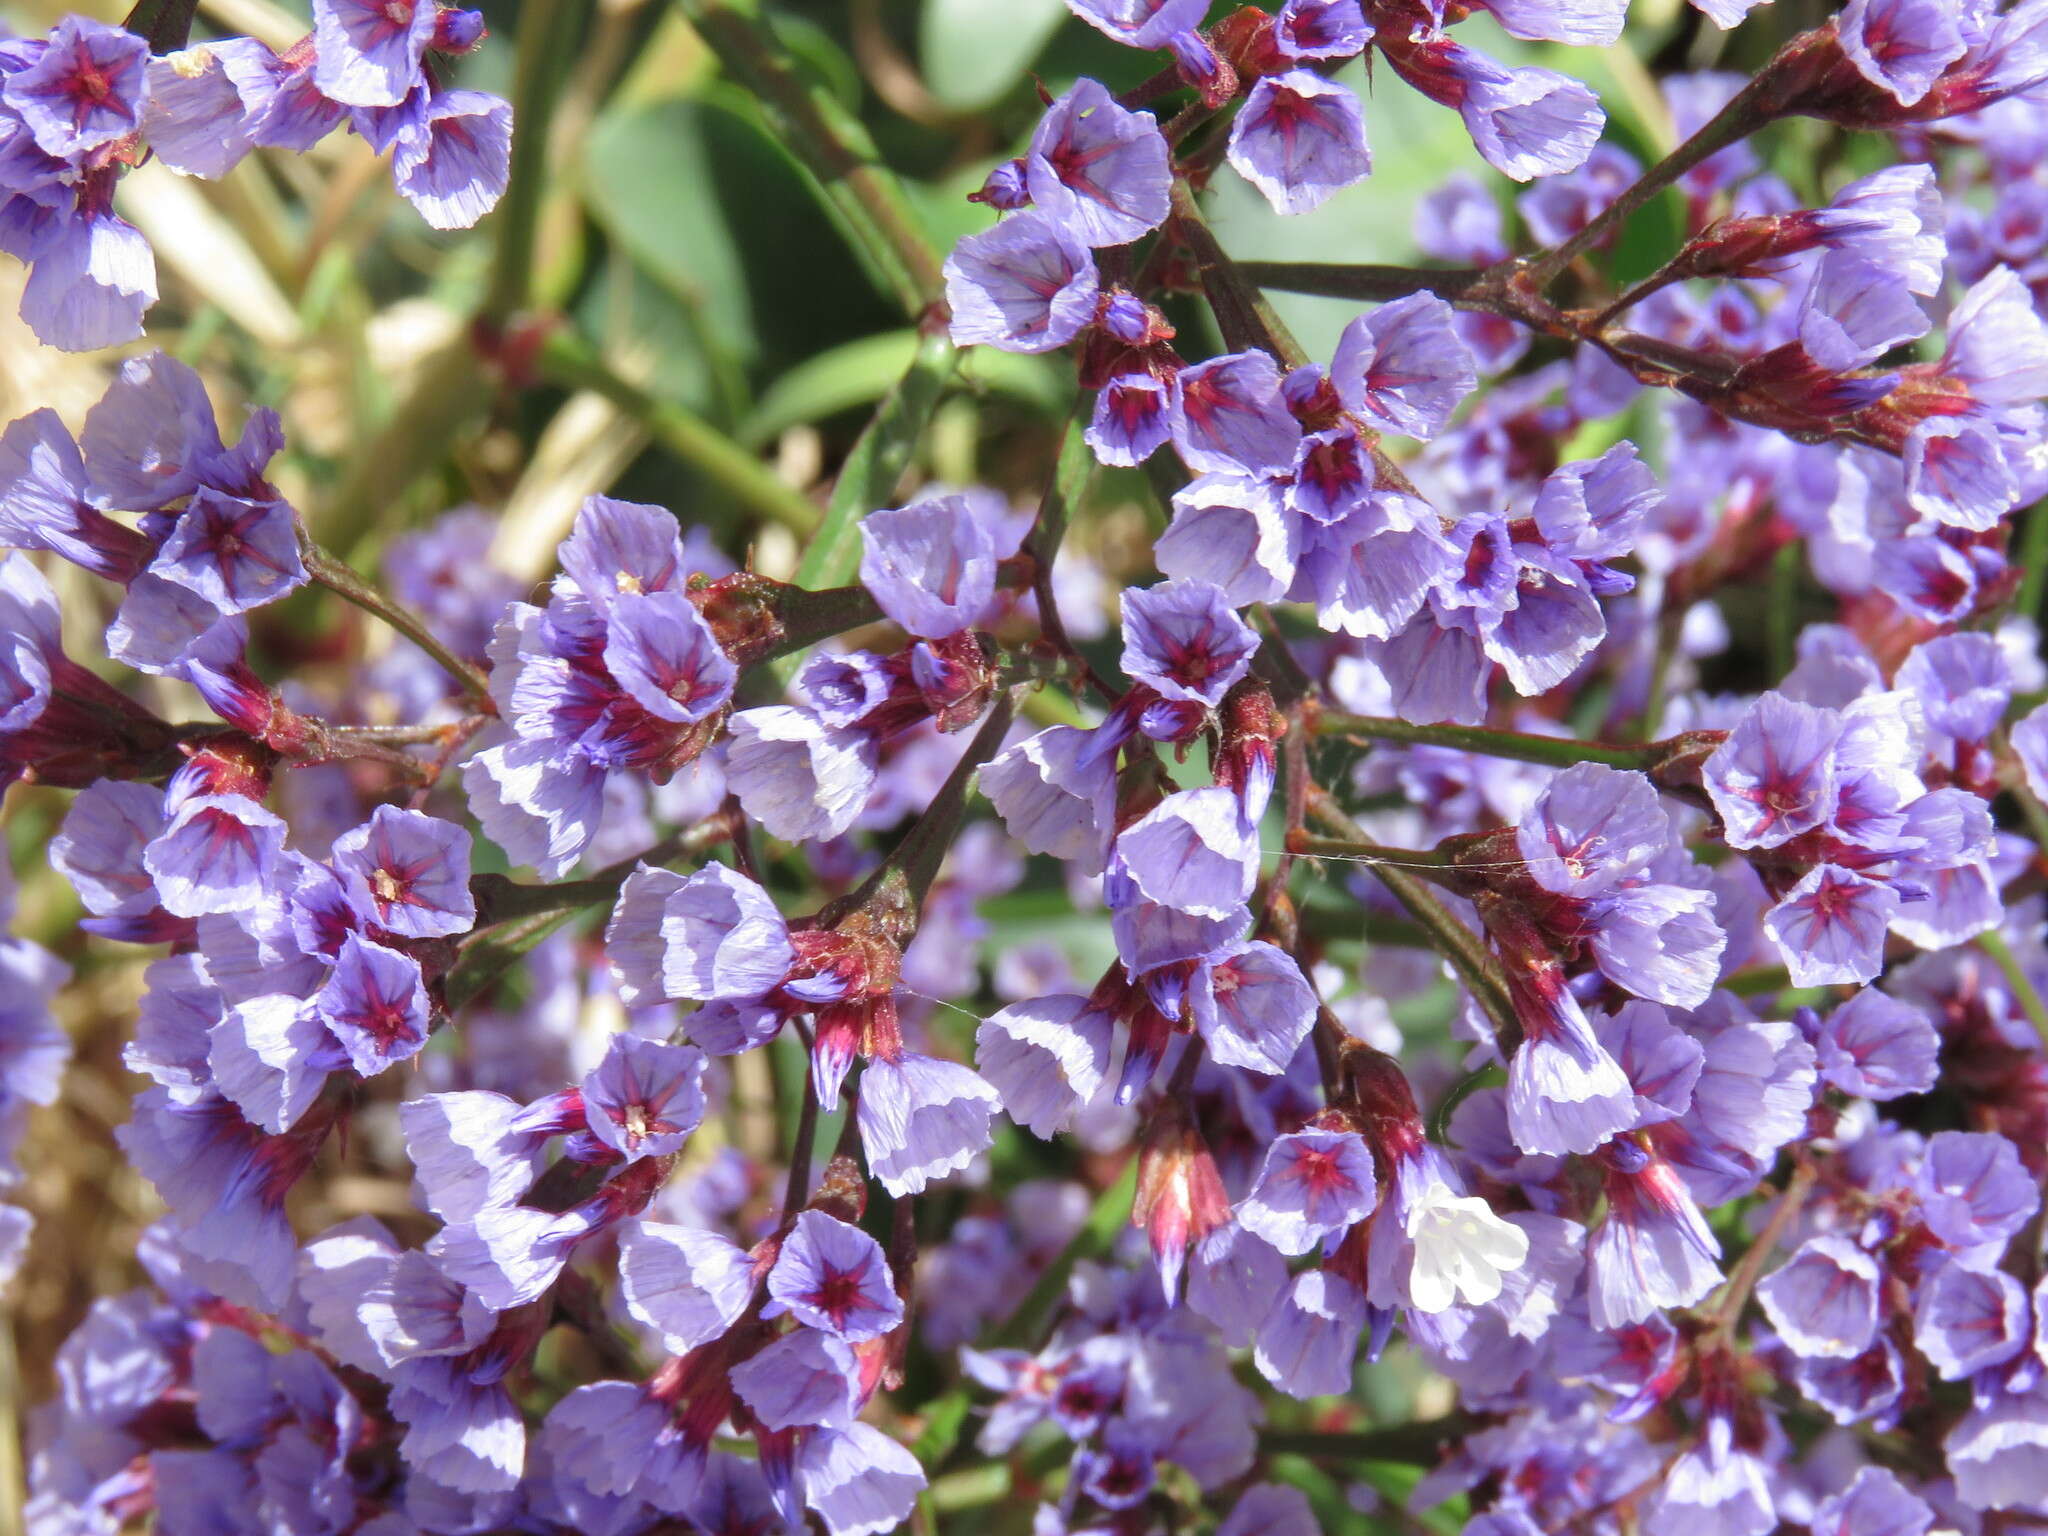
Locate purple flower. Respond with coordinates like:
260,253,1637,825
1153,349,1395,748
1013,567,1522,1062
1763,864,1899,987
141,793,287,918
1640,1413,1774,1536
1156,473,1298,605
1389,38,1603,182
398,1089,557,1221
3,17,147,157
1168,351,1301,474
1506,986,1637,1157
1113,787,1259,919
0,408,149,582
312,0,439,107
725,706,878,843
316,933,431,1076
18,199,157,353
796,1422,927,1536
1189,940,1317,1075
1063,0,1209,50
1253,1268,1367,1398
435,1200,602,1311
1586,1147,1722,1329
1273,0,1372,59
50,778,181,941
1024,79,1170,246
582,1034,707,1162
1811,1468,1936,1536
860,494,1001,638
1914,1261,2029,1381
601,589,737,724
857,1050,1000,1195
1476,0,1627,44
1235,1128,1376,1256
1840,0,1967,105
1226,71,1372,216
618,1219,755,1352
980,723,1117,873
975,994,1112,1137
945,212,1099,354
619,862,792,1004
149,489,307,616
1119,578,1258,708
1515,763,1669,898
391,89,513,231
1755,1235,1881,1359
330,804,476,939
1598,1000,1705,1127
1088,372,1173,466
1814,989,1940,1101
1331,293,1476,441
765,1209,904,1340
733,1327,860,1431
1703,692,1841,849
1916,1131,2038,1251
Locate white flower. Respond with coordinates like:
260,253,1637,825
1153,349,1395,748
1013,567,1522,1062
1403,1181,1530,1313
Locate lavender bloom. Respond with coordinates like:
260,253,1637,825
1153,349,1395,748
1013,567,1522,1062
1253,1269,1367,1398
1840,0,1968,105
149,489,307,615
4,17,147,157
312,0,439,107
725,706,878,844
945,213,1099,354
1756,1236,1882,1359
1063,0,1209,48
1814,990,1940,1100
1025,79,1170,246
1587,1147,1723,1329
1703,692,1840,849
1088,372,1173,466
625,862,793,1003
1397,39,1604,182
857,1050,1000,1195
1235,1128,1377,1256
618,1219,755,1352
732,1328,860,1431
1119,579,1259,707
1330,293,1477,441
390,88,513,230
1113,787,1259,919
1169,351,1301,474
601,589,736,724
582,1034,706,1162
1640,1414,1774,1536
1157,472,1297,605
796,1422,927,1536
50,778,182,942
765,1209,905,1340
1189,940,1317,1075
140,794,287,918
1915,1131,2039,1251
1914,1261,2029,1380
398,1090,556,1221
975,995,1112,1137
330,804,476,939
1763,864,1900,987
860,494,1001,638
1227,71,1371,215
316,933,430,1076
981,723,1118,873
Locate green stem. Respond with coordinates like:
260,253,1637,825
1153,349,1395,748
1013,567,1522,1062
1977,930,2048,1052
2013,498,2048,623
482,0,584,323
794,327,959,593
1260,1418,1472,1466
1526,65,1784,286
1290,834,1453,870
675,0,943,317
121,0,200,51
1706,1154,1816,1342
1231,261,1487,306
1305,788,1517,1039
1167,180,1308,369
301,540,494,703
1314,710,1665,771
537,328,821,536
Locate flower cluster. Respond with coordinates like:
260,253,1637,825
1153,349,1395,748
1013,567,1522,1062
0,1,510,350
11,0,2048,1533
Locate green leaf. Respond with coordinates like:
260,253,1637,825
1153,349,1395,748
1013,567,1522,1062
919,0,1067,111
743,331,1069,447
